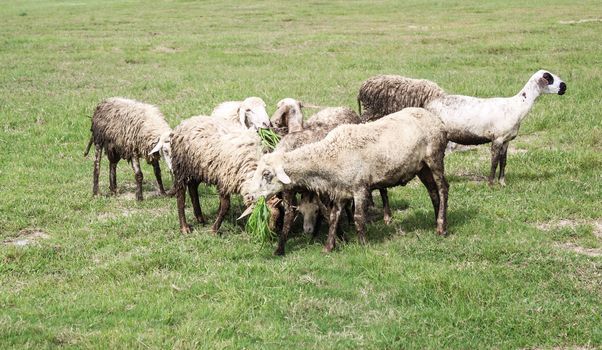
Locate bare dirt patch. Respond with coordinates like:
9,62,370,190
556,243,602,257
3,229,49,246
536,218,602,238
559,18,602,25
153,45,178,53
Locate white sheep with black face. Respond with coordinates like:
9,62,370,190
211,96,271,130
358,69,567,185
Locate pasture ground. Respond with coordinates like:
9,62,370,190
1,1,601,348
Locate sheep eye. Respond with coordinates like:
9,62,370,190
262,170,273,181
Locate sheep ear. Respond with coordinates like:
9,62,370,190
298,101,305,109
149,139,162,155
275,165,291,184
238,107,249,128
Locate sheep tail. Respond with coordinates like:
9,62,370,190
83,134,93,157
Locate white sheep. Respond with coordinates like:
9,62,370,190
245,107,449,255
170,115,264,233
358,70,567,185
84,97,172,200
211,96,271,130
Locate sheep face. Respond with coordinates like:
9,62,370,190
536,70,566,95
149,132,172,171
239,97,271,130
245,153,291,203
298,192,320,235
271,98,303,132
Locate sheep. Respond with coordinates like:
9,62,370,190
357,70,567,185
271,103,375,246
211,96,271,130
170,115,264,234
245,107,449,254
84,97,172,200
270,98,305,135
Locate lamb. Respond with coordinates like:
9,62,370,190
170,115,264,234
245,107,449,254
357,70,567,185
84,97,172,200
211,96,271,130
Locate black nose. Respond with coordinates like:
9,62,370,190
558,82,566,95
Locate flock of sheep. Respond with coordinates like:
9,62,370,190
84,69,566,255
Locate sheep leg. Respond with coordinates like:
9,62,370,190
324,202,343,253
274,191,295,256
353,188,370,245
211,193,230,234
188,181,206,225
418,166,440,222
177,186,191,234
488,141,504,186
92,144,102,196
345,201,354,225
130,157,144,201
107,148,120,195
498,142,510,186
379,188,392,225
312,214,323,239
152,160,166,195
429,161,449,236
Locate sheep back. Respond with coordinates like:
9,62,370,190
282,108,444,201
358,75,445,121
170,116,263,197
276,107,361,152
91,97,171,161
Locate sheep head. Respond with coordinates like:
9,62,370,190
298,192,321,235
239,97,271,130
271,98,304,133
244,152,291,204
534,70,566,95
149,131,172,171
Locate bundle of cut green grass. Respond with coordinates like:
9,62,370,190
245,196,276,243
258,128,281,151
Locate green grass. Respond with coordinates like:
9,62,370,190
1,0,601,348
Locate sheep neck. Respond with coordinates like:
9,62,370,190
514,77,543,122
281,149,339,198
287,108,304,133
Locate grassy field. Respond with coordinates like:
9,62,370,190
1,0,601,348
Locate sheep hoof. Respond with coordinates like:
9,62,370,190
323,244,334,253
358,236,367,245
437,230,448,236
181,225,192,234
273,247,285,256
499,179,506,187
383,215,392,225
210,226,219,235
136,194,143,201
196,216,206,224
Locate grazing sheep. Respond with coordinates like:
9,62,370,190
270,98,305,135
246,107,449,255
84,97,172,200
211,96,271,130
273,104,373,244
357,70,567,185
170,116,264,234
